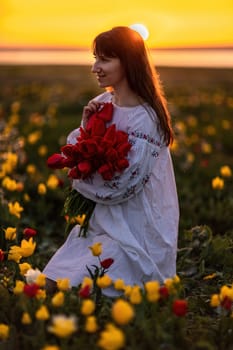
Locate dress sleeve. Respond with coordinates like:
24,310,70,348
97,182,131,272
72,108,165,205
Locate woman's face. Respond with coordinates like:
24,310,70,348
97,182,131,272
91,54,126,89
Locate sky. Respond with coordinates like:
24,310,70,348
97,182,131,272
1,0,233,49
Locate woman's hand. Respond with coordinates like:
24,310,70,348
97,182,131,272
82,100,104,129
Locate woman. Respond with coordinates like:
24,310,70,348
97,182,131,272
43,26,179,296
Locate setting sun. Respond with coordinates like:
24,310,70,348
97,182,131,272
130,24,150,41
0,0,233,49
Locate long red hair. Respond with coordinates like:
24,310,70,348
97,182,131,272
93,26,173,145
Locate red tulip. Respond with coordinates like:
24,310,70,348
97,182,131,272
90,118,106,137
172,299,188,316
221,296,232,310
97,102,113,122
79,285,91,298
100,258,114,269
68,166,82,179
78,161,92,177
61,144,75,157
23,227,37,238
0,249,4,262
159,286,169,299
115,158,129,171
103,124,117,144
23,283,40,298
98,163,114,181
47,153,65,169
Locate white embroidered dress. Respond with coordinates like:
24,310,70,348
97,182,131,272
43,92,179,296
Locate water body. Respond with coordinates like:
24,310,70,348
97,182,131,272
0,48,233,68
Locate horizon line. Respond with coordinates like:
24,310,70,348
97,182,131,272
0,45,233,51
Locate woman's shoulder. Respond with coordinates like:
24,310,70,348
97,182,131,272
129,103,159,130
93,91,112,103
128,104,165,145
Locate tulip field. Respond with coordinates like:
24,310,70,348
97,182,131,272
0,65,233,350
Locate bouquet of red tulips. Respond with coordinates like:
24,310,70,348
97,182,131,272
47,102,131,181
47,102,132,236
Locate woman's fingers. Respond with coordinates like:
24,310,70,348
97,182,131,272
82,101,104,128
82,101,103,118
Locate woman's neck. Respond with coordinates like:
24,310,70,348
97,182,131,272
111,83,142,107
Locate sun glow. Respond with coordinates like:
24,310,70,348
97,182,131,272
129,23,149,40
0,0,233,49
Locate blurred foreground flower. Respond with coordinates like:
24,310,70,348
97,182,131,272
0,323,10,341
81,299,95,316
21,312,32,325
23,283,40,298
212,176,224,190
85,316,98,333
4,227,16,240
172,299,188,316
220,165,232,177
98,323,125,350
35,305,50,321
38,183,47,195
111,299,134,325
48,314,77,338
51,291,65,307
8,201,24,218
56,278,70,291
41,346,60,350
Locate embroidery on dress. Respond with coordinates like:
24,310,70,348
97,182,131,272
142,174,151,185
151,150,159,157
129,167,140,181
122,185,137,199
95,193,113,201
129,130,162,147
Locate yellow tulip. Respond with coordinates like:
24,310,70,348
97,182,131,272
38,183,47,195
145,280,160,302
13,280,25,294
111,299,134,325
98,323,125,350
8,246,22,263
21,312,32,325
114,279,125,291
27,130,41,144
36,273,46,287
48,315,77,338
0,324,10,341
85,316,98,333
56,278,70,291
220,165,232,177
19,262,32,275
129,285,142,304
212,176,224,190
35,305,50,321
52,292,65,307
46,174,59,189
81,299,95,316
8,201,24,218
81,276,93,289
38,145,48,157
20,238,36,257
89,242,102,256
41,346,60,350
4,227,17,240
26,164,36,175
36,289,47,300
96,275,112,288
210,294,220,307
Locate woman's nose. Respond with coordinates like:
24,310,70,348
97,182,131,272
91,61,101,73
